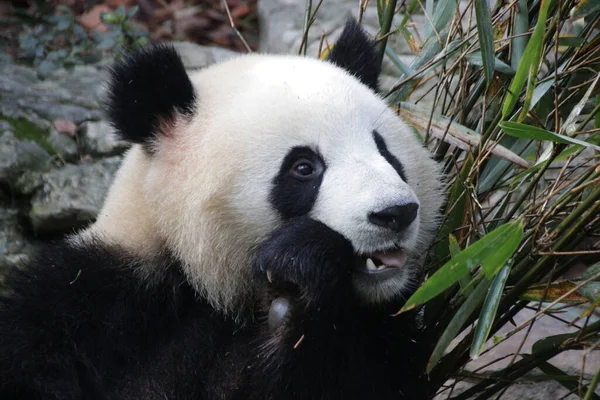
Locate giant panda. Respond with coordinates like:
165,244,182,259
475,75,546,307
0,19,443,400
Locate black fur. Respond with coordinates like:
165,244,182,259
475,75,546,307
374,130,407,182
327,18,381,91
269,147,326,219
0,241,244,399
105,44,196,149
0,220,428,399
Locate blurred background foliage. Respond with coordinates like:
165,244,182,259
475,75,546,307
0,0,258,76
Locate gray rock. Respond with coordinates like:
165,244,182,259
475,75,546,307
0,55,106,128
28,157,122,235
170,42,240,70
0,104,53,134
0,206,37,276
0,120,12,132
0,131,52,185
48,130,78,161
13,171,44,196
78,121,130,157
257,0,422,95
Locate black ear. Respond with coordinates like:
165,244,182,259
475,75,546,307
327,18,381,91
105,44,196,149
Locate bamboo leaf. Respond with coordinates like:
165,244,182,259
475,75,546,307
533,321,600,353
432,156,473,264
500,122,600,151
471,263,512,359
399,103,530,167
572,0,600,19
474,0,495,85
450,234,473,295
584,365,600,400
574,262,600,281
511,0,528,70
558,36,585,47
431,0,455,38
579,282,600,303
563,72,600,135
530,79,555,110
502,0,551,119
399,220,524,313
426,279,491,372
466,52,515,75
423,0,434,38
520,281,590,303
385,46,416,75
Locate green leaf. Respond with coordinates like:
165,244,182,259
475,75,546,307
450,235,473,295
562,72,600,135
574,262,600,281
502,0,551,119
530,79,555,111
579,282,600,303
474,0,495,85
385,47,415,76
126,5,139,18
423,0,435,38
572,0,600,19
466,52,515,75
470,262,512,359
427,279,491,372
431,0,455,38
500,122,600,151
432,155,473,263
511,0,528,70
400,220,524,313
557,36,585,47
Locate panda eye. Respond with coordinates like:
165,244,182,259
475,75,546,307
291,159,315,180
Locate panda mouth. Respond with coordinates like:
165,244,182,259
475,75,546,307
356,248,407,274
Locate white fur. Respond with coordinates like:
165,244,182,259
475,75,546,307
85,54,444,314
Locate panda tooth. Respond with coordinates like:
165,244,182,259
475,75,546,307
366,258,377,271
377,264,388,270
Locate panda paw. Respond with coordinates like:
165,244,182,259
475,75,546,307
254,217,354,311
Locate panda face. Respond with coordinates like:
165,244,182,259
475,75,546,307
176,54,442,305
94,21,443,313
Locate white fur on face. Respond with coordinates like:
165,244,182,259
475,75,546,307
87,54,444,314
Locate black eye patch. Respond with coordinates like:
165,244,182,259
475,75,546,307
270,147,326,220
373,131,407,182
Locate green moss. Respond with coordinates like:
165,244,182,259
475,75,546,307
0,116,54,154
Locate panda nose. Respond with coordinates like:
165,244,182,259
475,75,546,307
368,203,419,232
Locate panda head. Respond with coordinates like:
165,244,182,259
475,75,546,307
89,19,443,314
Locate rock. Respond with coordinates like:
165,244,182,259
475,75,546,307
257,0,426,97
0,131,52,185
13,171,44,196
0,55,106,129
0,206,37,277
48,130,78,161
170,41,239,70
28,157,122,235
78,121,129,157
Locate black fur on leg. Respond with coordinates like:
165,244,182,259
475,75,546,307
105,44,196,150
254,217,355,314
327,18,381,92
